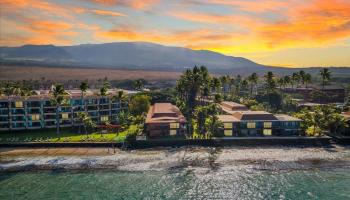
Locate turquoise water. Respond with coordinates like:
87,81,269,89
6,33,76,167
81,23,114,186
1,169,349,200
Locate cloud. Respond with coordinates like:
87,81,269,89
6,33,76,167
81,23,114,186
90,9,126,17
85,0,160,10
257,0,350,48
169,11,261,29
94,26,233,45
203,0,291,13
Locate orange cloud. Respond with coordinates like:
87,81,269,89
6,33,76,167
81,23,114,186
86,0,160,10
0,0,73,19
95,26,233,45
90,9,126,17
258,0,350,49
169,11,261,29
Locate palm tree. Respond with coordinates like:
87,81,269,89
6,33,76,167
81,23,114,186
248,73,258,96
283,76,291,89
133,79,144,91
299,70,306,87
292,72,300,88
320,68,331,90
77,112,96,137
304,73,312,88
277,78,285,89
211,77,221,94
3,82,14,132
79,81,89,111
241,79,249,96
264,71,276,92
50,84,68,135
113,90,127,110
219,75,229,95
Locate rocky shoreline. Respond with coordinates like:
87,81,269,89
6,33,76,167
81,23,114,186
1,146,350,172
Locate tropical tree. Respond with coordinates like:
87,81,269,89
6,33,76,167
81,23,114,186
113,90,127,109
320,68,331,90
219,75,230,95
299,70,306,87
264,71,276,92
292,72,300,88
214,93,223,103
211,77,221,93
79,81,89,111
277,78,285,89
241,79,249,96
175,66,211,116
194,104,218,136
247,73,258,96
129,94,151,116
3,82,14,132
133,79,144,91
304,73,312,88
77,112,96,136
320,105,348,134
283,76,291,89
50,84,68,135
205,115,223,138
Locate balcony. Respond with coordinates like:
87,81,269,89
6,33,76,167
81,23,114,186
0,102,9,109
26,101,41,108
11,109,25,115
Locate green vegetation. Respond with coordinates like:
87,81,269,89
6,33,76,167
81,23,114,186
50,84,69,135
1,66,349,139
0,125,140,143
128,94,151,116
294,105,348,136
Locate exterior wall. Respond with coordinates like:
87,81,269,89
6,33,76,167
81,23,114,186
0,97,127,131
222,121,301,137
145,122,186,138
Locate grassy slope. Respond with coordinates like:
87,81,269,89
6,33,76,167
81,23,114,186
0,125,138,143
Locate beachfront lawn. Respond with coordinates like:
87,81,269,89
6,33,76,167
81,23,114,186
0,125,139,143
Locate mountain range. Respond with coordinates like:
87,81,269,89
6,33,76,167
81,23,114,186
0,42,263,72
1,42,350,76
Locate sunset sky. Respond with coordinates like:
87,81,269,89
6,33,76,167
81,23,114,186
1,0,350,67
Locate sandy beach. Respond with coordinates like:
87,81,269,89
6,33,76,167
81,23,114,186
1,146,350,172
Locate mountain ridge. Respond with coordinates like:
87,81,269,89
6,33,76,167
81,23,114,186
0,42,264,72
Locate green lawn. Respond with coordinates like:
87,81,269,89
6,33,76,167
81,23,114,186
0,125,139,143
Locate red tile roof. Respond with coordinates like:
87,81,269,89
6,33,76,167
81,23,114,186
145,103,186,124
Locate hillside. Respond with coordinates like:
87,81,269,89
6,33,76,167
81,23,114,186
0,42,263,72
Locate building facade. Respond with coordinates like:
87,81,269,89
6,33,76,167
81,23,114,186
218,102,301,137
145,103,187,138
0,90,128,131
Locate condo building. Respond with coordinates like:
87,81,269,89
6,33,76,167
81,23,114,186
218,101,301,136
145,103,187,138
0,89,129,131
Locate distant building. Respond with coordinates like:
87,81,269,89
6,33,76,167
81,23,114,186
0,89,129,131
219,101,249,114
282,87,345,104
218,102,301,136
145,103,187,138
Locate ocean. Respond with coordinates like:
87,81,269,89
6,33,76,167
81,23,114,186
1,146,350,199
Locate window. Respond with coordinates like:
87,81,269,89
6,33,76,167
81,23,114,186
101,116,109,122
224,130,232,136
247,122,256,129
32,114,40,121
170,122,179,129
263,129,272,135
224,123,232,129
15,101,23,108
264,122,272,128
170,129,177,136
61,113,69,119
